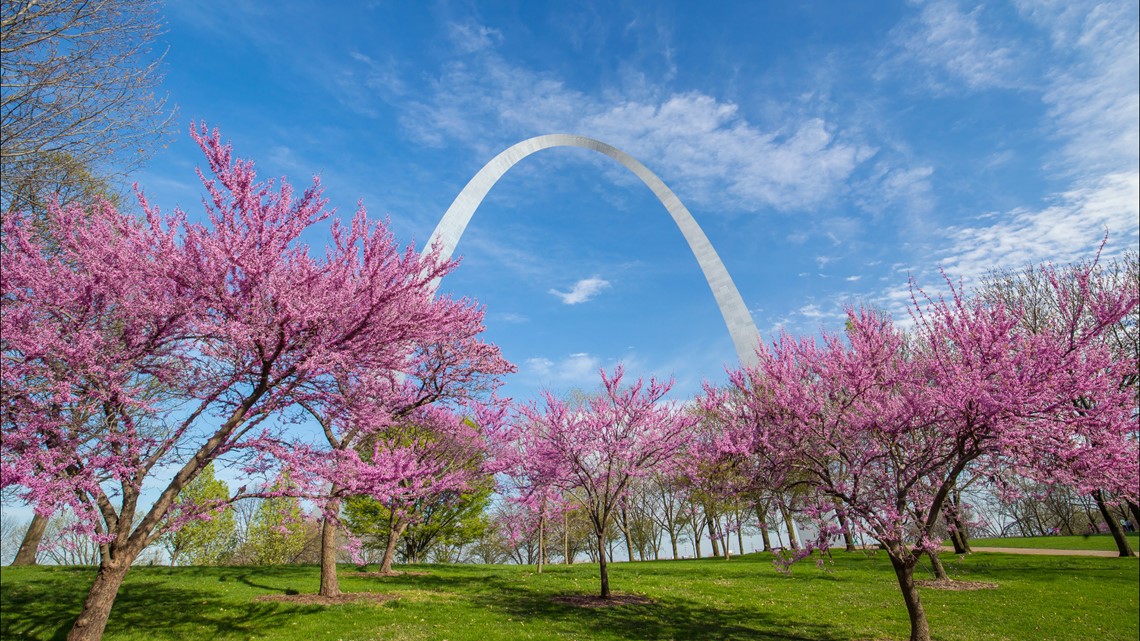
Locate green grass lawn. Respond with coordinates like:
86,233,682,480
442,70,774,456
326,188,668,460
957,533,1140,551
2,551,1136,641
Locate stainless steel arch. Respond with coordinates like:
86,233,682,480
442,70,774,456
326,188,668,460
424,134,760,367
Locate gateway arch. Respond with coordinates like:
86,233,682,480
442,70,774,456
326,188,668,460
424,134,760,367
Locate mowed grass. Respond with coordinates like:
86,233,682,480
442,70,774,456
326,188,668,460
2,550,1136,641
960,533,1140,551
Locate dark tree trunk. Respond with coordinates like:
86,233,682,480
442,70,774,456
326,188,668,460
755,501,772,552
564,513,572,565
318,506,340,597
622,509,634,563
927,549,948,580
1094,490,1137,557
537,515,544,574
379,522,408,573
707,515,721,557
66,560,132,641
948,527,968,554
836,510,856,552
11,513,48,566
888,551,931,641
736,521,745,556
596,532,610,599
782,507,799,550
1126,500,1140,530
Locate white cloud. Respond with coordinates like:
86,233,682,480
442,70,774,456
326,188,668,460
867,1,1140,323
885,1,1028,92
580,100,875,211
1038,2,1139,178
918,3,1139,284
873,171,1139,322
864,164,936,215
549,277,612,305
400,43,878,213
493,312,529,324
939,171,1139,281
524,353,602,385
447,21,503,53
799,304,826,319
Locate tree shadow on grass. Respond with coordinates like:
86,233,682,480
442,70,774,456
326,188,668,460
337,563,853,640
463,581,847,641
0,568,315,641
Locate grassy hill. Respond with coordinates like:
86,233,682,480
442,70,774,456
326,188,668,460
2,550,1136,641
954,533,1140,551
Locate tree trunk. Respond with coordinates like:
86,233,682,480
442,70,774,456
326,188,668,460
379,522,408,573
670,532,679,560
693,535,702,558
66,560,132,641
888,551,931,641
927,549,948,580
596,532,610,599
948,526,968,554
836,510,856,552
759,522,771,552
537,515,544,574
621,508,634,563
945,490,972,553
707,515,721,557
736,518,745,555
1126,500,1140,531
1094,490,1137,557
948,528,965,554
564,512,572,565
318,509,340,597
782,507,799,550
11,513,48,566
952,514,972,552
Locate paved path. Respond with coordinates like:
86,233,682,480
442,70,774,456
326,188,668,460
940,545,1127,557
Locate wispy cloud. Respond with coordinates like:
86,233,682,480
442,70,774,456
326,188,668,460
1036,2,1139,178
798,304,826,319
396,38,882,213
872,171,1139,323
883,1,1029,92
939,172,1139,280
525,353,602,386
549,277,612,305
493,312,529,324
447,20,504,53
866,1,1139,321
931,2,1139,279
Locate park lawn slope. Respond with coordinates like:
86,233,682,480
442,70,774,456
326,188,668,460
1,551,1136,641
955,533,1140,551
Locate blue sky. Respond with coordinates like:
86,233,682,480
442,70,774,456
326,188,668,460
139,0,1140,403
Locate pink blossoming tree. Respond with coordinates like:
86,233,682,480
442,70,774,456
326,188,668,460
505,366,697,598
296,317,512,596
701,260,1137,641
0,124,504,641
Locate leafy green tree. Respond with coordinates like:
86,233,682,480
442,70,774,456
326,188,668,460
345,477,493,566
162,463,236,566
244,492,306,565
